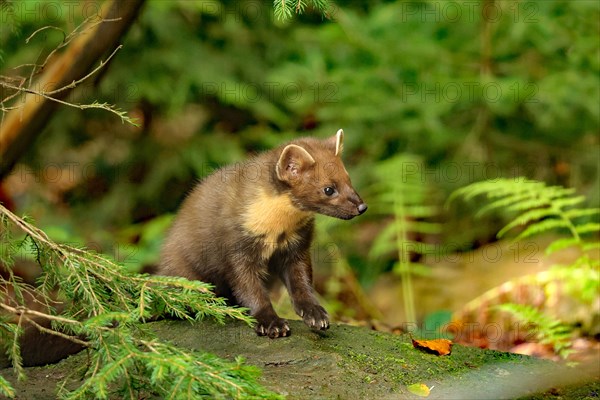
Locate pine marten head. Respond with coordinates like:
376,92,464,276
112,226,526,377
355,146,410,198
275,129,367,220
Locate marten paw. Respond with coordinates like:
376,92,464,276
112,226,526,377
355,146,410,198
298,304,330,331
255,317,291,339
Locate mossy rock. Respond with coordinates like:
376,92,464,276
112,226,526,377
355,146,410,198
2,319,598,399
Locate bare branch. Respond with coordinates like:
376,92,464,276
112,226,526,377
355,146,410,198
45,45,123,96
0,303,90,347
0,303,81,326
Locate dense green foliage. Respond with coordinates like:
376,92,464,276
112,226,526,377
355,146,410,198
1,1,597,261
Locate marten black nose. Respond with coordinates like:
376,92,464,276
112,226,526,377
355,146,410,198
357,203,368,214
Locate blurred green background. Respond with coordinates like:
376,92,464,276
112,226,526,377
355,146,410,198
1,0,599,343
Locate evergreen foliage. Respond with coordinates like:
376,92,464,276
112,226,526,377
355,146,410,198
0,204,281,399
2,1,597,267
449,178,600,357
0,374,14,398
273,0,330,20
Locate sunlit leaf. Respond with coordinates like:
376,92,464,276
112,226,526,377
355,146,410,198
411,338,453,356
407,383,431,397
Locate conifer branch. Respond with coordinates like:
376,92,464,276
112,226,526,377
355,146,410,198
273,0,330,20
0,204,279,399
0,303,80,327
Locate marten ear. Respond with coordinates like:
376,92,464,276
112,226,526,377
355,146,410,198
326,129,344,156
276,144,316,182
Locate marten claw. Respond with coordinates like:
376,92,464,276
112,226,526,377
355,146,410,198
255,318,290,338
298,304,330,331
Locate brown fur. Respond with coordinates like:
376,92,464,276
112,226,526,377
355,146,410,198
158,131,366,338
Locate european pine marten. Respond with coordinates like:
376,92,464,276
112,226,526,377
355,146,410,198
158,130,367,338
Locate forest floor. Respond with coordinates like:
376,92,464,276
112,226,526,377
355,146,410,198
2,319,599,399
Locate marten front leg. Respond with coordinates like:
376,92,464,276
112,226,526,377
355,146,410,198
231,263,290,338
281,255,330,331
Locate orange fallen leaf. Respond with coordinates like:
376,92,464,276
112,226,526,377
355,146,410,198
411,337,453,356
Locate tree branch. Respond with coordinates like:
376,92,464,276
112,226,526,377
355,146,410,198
0,0,146,179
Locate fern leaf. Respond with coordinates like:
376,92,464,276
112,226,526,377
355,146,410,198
368,222,397,259
564,208,600,219
544,186,577,200
496,303,573,357
515,218,570,241
449,178,540,204
392,261,432,277
583,242,600,252
404,205,438,218
575,222,600,235
475,192,536,218
505,198,555,213
552,195,586,210
545,237,580,255
497,207,555,238
406,220,443,235
370,154,440,325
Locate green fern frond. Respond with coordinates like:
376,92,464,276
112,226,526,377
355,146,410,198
545,238,580,255
495,303,573,358
476,193,541,218
449,177,599,249
552,195,586,209
370,154,442,323
451,178,599,358
515,218,571,241
496,208,555,237
576,222,600,235
369,223,397,259
564,208,600,219
448,177,542,204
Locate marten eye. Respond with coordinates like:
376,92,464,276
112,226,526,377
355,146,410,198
323,186,336,196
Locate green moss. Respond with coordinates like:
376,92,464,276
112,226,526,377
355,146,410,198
2,320,596,399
